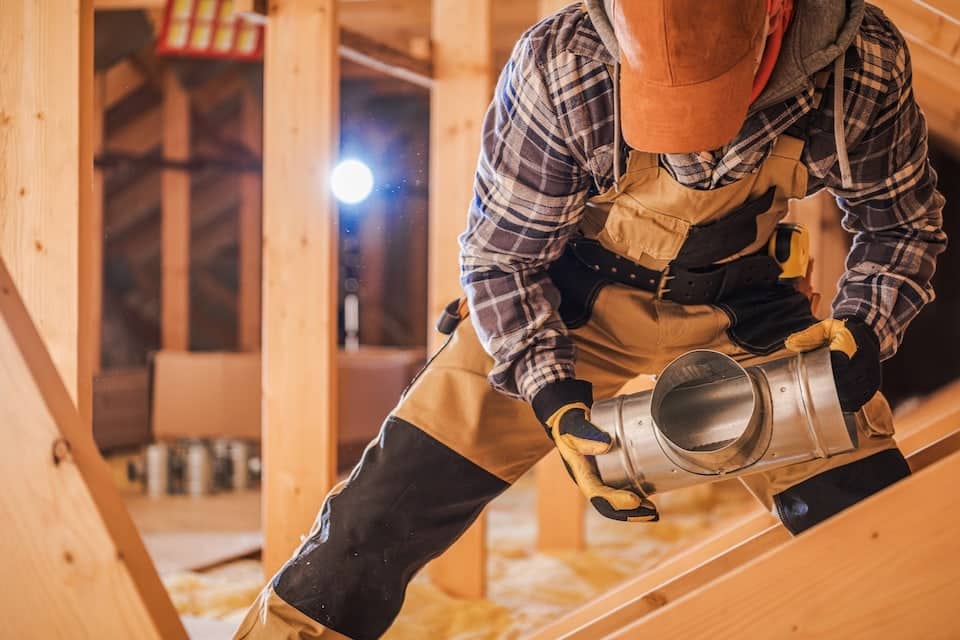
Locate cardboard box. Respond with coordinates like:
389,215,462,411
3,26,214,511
152,351,262,441
150,348,426,449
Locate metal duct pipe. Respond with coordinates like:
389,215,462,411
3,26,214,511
592,347,859,497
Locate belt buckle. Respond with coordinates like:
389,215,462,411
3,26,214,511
655,266,675,300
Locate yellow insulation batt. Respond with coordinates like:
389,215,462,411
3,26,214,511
164,474,755,639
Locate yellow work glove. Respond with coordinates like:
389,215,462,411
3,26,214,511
533,379,658,522
785,317,881,413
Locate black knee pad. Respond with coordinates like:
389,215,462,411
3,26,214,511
773,448,911,535
273,416,507,640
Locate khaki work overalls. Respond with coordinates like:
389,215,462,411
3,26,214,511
235,134,907,640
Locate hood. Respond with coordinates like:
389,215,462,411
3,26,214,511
584,0,865,113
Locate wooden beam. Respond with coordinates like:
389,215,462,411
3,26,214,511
1,0,83,402
94,0,164,8
161,71,190,351
895,378,960,440
536,452,587,551
876,0,960,61
538,0,572,16
357,198,387,345
121,181,240,266
238,90,262,351
262,0,340,576
105,60,146,110
571,523,790,640
340,28,434,90
79,62,106,430
0,256,186,639
611,450,960,639
104,172,162,239
427,0,493,600
527,510,775,640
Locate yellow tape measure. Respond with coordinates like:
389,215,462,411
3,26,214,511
768,222,810,281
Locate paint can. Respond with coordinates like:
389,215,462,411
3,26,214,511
185,440,213,497
231,440,250,490
144,442,169,498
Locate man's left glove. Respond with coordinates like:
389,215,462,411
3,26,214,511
532,379,659,522
784,317,882,413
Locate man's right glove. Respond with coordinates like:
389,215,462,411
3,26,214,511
533,379,659,522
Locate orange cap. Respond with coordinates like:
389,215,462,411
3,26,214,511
613,0,767,153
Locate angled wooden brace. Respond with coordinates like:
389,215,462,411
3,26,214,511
608,447,960,638
0,258,186,639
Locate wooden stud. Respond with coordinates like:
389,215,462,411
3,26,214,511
1,0,82,402
104,60,146,110
94,0,165,8
238,89,262,352
610,451,960,639
357,198,387,345
79,48,106,427
261,0,340,576
0,257,186,639
426,0,493,600
161,71,190,351
535,450,587,551
428,0,493,344
538,0,572,17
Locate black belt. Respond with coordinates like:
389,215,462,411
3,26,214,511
566,237,782,305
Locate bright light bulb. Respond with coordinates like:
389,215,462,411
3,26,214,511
330,159,374,204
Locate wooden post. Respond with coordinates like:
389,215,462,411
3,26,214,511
79,67,105,428
427,0,493,599
261,0,340,576
238,89,262,351
161,71,191,351
538,0,571,16
0,259,186,640
1,0,85,402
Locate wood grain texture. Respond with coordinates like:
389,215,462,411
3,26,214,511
0,258,185,639
79,64,105,429
238,89,262,352
535,451,586,551
427,0,493,344
538,0,572,17
261,0,340,576
161,70,190,351
610,451,960,640
525,509,775,640
0,0,81,402
426,0,494,600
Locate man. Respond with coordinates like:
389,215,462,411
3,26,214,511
236,1,945,638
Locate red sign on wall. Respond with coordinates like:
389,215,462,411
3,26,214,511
156,0,264,60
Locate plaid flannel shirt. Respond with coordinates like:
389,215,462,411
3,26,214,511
460,4,946,403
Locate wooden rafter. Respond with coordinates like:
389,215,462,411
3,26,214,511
261,0,340,576
0,257,185,638
609,450,960,639
105,60,147,110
